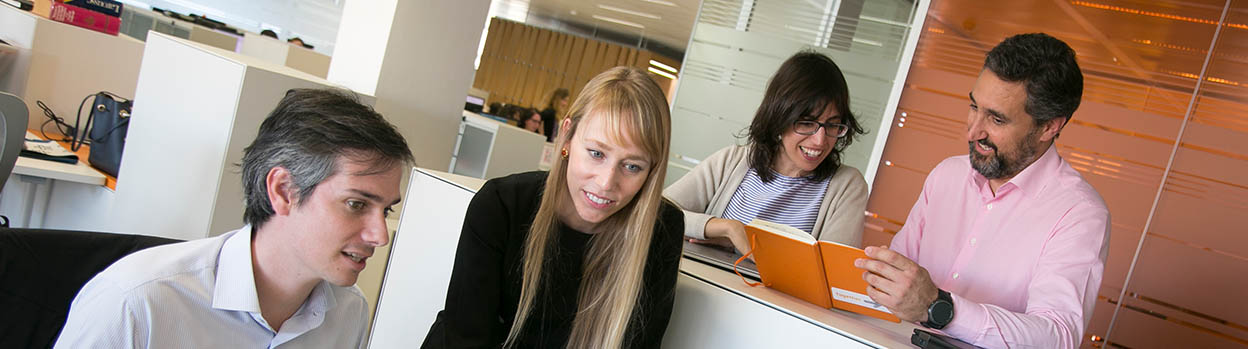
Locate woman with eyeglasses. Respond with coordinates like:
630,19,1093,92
665,51,869,254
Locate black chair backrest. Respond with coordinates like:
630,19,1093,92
0,92,28,192
0,228,182,348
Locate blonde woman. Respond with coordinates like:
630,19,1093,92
423,67,681,348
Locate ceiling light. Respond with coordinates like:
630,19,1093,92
648,67,677,79
649,59,677,73
597,4,661,20
592,15,646,29
641,0,677,7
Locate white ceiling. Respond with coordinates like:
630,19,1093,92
492,0,702,54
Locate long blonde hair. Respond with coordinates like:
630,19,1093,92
504,67,672,348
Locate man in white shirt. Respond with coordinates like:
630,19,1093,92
55,89,414,348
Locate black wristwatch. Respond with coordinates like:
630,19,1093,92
922,289,954,330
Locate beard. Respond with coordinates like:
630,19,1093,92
969,128,1043,179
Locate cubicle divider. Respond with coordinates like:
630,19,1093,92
0,4,144,133
105,32,363,241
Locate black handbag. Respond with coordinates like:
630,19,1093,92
70,92,131,178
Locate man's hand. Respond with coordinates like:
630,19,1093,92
854,246,939,323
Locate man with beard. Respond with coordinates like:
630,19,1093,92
854,33,1110,348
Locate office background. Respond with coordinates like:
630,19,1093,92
1,0,1244,347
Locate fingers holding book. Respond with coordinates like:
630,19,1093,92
857,246,939,323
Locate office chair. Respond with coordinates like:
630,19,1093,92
0,92,28,194
0,228,181,347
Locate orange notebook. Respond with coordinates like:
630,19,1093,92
743,219,900,322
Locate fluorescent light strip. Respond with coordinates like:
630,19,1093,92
648,67,677,79
592,15,646,29
852,37,883,47
641,0,678,7
649,59,678,73
597,4,661,20
859,15,908,27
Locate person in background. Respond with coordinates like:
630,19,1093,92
521,108,544,135
287,37,309,49
55,89,414,348
665,51,869,254
260,29,278,39
856,33,1109,348
487,102,503,116
423,67,682,348
540,88,570,142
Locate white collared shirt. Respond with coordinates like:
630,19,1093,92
55,226,369,348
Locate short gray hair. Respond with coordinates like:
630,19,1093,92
240,88,413,228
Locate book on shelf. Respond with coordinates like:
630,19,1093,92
59,0,121,17
743,219,900,322
48,1,120,36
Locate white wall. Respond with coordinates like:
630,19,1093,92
324,0,396,96
329,0,490,173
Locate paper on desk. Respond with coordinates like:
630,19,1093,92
23,131,77,157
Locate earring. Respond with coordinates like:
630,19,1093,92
561,148,568,158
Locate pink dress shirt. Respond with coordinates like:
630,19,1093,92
890,144,1110,348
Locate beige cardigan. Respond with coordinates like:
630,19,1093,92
663,145,868,246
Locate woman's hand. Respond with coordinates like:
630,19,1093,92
697,218,752,258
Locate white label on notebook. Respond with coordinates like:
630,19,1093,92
829,286,893,314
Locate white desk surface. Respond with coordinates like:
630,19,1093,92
678,258,920,348
13,154,107,186
417,167,485,191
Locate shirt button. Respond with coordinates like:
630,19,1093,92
970,238,977,246
987,203,994,210
953,273,960,279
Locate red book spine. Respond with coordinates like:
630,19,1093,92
48,2,121,35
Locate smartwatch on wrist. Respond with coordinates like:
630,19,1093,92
922,289,954,330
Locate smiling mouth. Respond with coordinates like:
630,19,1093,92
975,140,995,154
800,146,824,158
584,190,615,207
343,251,368,263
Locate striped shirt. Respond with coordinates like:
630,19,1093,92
721,168,831,234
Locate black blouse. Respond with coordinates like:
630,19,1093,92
422,171,685,348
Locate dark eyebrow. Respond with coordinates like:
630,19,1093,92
969,92,1008,120
349,189,402,206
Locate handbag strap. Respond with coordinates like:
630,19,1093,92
69,93,96,151
70,91,132,150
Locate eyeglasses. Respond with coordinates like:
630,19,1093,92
793,120,849,138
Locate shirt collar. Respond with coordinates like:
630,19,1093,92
211,226,339,317
212,225,262,313
1005,143,1061,198
967,143,1061,199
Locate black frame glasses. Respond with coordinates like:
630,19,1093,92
793,120,849,138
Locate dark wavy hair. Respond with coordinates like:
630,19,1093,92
747,51,866,182
240,88,414,229
984,33,1083,125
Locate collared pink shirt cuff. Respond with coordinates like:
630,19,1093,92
943,292,987,344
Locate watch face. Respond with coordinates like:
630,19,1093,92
932,300,954,323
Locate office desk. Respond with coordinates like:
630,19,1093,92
5,132,109,228
369,168,921,348
666,258,919,348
